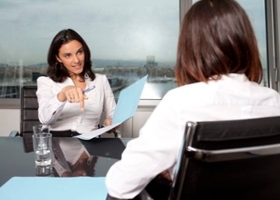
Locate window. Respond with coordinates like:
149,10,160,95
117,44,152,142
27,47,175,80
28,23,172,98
0,0,179,106
236,0,268,86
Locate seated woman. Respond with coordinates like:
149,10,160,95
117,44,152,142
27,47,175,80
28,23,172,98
105,0,280,199
36,29,116,136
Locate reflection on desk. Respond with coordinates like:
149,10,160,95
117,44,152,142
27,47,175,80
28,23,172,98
53,138,97,177
0,136,127,187
53,138,121,178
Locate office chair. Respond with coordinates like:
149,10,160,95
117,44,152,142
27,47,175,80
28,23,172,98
10,85,39,137
169,116,280,200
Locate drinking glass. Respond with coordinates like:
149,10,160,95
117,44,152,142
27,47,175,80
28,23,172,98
32,125,52,176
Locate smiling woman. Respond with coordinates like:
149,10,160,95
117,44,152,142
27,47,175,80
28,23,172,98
36,29,117,135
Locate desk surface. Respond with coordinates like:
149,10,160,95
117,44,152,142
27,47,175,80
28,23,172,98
0,136,128,187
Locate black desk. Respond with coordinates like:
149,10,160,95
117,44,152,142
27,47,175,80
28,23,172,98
0,136,127,187
0,137,161,200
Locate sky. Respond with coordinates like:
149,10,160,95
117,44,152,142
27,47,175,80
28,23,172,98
0,0,179,65
0,0,266,66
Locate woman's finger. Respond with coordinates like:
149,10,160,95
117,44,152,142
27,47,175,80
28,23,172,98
77,89,84,110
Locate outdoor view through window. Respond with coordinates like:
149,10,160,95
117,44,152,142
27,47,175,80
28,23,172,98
0,0,179,100
0,0,267,101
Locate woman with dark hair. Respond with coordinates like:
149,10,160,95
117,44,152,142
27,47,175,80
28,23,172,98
106,0,280,199
36,29,116,135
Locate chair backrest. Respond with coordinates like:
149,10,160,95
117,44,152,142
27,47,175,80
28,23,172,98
20,85,39,136
169,116,280,200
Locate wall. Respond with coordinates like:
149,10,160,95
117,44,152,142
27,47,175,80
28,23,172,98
0,109,20,136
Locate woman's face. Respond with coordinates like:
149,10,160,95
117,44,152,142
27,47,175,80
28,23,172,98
56,40,85,76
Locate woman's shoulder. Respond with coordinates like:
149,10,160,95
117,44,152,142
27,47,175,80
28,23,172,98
166,81,206,95
37,76,59,86
37,76,51,83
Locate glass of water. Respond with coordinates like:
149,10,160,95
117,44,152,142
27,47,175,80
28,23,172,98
32,125,52,176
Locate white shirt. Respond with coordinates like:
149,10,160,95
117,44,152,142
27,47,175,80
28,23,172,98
36,74,116,133
105,73,280,199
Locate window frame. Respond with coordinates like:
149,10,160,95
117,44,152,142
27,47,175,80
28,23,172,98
266,0,280,91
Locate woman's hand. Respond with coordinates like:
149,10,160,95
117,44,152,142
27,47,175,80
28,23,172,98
57,86,88,110
158,169,172,182
103,117,112,126
61,171,73,177
103,117,121,134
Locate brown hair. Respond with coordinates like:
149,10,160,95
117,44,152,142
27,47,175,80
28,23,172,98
176,0,262,86
47,29,95,83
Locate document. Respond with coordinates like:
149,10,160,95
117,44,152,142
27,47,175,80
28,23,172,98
112,75,148,124
0,177,107,200
75,123,121,140
75,75,148,140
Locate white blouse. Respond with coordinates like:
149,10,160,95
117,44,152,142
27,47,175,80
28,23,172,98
106,74,280,199
36,73,116,133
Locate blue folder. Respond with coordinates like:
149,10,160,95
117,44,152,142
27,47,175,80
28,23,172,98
112,75,148,124
0,177,107,200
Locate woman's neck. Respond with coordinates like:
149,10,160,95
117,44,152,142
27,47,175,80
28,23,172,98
70,74,84,82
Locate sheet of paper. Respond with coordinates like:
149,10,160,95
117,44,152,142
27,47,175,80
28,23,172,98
75,123,121,140
0,177,107,200
112,75,148,124
76,75,148,140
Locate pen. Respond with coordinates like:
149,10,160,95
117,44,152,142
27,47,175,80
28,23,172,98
83,86,95,94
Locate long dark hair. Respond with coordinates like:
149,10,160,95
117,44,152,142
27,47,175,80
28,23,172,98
176,0,262,86
47,29,95,82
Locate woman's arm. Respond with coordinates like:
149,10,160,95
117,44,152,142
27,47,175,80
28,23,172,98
105,91,183,199
36,76,67,125
102,75,116,125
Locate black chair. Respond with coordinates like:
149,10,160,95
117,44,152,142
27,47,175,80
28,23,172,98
169,116,280,200
10,85,39,137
